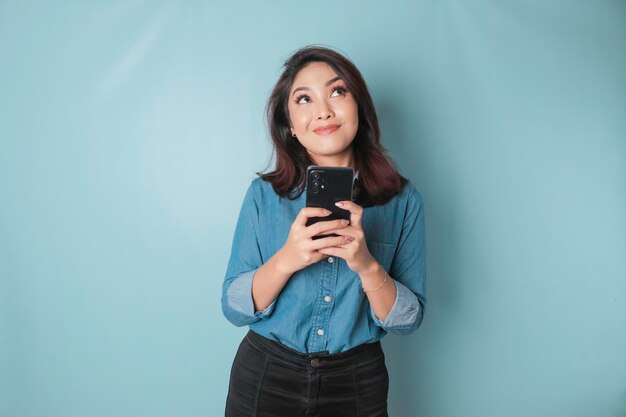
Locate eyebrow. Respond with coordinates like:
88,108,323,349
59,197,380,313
291,76,343,97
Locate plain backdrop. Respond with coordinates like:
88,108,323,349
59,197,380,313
1,1,625,416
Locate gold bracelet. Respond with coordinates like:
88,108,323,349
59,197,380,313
362,275,388,293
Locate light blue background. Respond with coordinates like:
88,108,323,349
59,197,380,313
1,1,625,416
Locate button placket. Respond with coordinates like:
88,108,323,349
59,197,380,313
309,254,335,352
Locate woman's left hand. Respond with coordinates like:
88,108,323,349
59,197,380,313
316,200,378,275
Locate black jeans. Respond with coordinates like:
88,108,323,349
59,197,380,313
225,330,389,417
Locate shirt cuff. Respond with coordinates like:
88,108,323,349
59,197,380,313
370,280,420,330
226,269,275,320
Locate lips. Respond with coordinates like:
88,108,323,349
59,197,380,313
313,124,340,135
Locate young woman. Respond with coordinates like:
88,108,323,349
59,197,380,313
221,45,426,417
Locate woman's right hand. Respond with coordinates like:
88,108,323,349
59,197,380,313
276,207,353,275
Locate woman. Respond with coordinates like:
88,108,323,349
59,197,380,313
221,45,426,417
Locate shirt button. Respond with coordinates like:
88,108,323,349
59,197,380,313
327,257,334,264
324,295,331,303
317,329,324,336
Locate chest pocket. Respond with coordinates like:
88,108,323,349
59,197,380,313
368,242,395,273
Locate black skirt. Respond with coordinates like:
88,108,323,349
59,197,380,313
225,330,389,417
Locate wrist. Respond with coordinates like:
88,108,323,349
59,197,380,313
272,248,297,277
358,260,389,293
358,257,382,278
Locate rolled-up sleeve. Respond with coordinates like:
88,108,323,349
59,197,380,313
371,186,426,335
221,181,275,327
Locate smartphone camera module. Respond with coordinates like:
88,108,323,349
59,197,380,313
309,170,325,194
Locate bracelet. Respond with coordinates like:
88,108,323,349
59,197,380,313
362,275,388,293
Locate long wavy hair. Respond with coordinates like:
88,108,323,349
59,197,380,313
258,45,407,207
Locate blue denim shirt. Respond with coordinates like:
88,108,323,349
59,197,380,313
221,177,426,354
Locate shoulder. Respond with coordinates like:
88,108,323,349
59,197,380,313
249,176,275,195
394,181,425,223
395,180,424,208
243,177,279,204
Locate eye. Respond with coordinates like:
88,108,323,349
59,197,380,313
295,94,310,104
331,85,348,97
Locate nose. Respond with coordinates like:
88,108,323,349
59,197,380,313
315,99,334,120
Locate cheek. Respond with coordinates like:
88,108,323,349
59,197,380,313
288,108,309,130
338,100,358,126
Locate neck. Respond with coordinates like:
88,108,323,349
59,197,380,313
309,151,355,171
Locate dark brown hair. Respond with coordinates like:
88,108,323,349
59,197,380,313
258,45,407,207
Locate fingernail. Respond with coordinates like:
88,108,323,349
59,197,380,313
324,209,332,214
345,236,354,242
335,202,344,207
341,219,349,225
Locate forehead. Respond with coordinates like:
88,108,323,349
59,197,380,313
290,62,339,90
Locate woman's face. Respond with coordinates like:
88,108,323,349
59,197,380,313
287,62,359,167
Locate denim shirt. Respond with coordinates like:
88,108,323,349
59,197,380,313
221,177,426,354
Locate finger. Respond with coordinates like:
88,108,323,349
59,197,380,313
318,225,355,238
294,207,332,227
305,219,350,239
317,246,349,258
310,234,353,250
334,201,363,227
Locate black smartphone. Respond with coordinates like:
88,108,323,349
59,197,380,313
305,166,353,240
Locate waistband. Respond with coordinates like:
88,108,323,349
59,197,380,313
244,330,383,371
